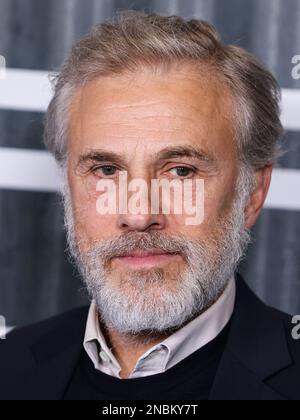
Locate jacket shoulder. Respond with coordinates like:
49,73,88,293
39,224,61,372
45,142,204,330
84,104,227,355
270,306,300,350
7,306,89,343
0,306,89,366
0,306,89,400
267,306,300,399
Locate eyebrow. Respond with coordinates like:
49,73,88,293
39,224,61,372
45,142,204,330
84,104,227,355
154,146,217,165
76,145,218,171
77,151,127,168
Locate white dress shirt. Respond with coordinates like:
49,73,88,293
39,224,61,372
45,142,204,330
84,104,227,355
84,276,236,379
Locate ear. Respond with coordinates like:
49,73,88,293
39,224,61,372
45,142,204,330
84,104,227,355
244,165,273,230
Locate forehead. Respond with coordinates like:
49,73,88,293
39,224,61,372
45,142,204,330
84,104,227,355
69,66,235,158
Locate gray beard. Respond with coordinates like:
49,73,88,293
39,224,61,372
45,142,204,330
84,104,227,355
62,172,252,336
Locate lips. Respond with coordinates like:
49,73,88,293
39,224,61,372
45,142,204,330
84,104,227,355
117,249,175,258
112,249,181,267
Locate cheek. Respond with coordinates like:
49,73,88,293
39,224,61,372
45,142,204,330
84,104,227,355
71,180,117,246
171,184,233,241
169,213,207,239
203,170,238,223
169,184,234,241
204,192,228,223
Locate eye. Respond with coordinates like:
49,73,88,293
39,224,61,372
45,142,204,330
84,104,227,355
169,167,195,178
94,165,118,177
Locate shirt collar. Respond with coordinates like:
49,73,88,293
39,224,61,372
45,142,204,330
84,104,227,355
84,301,121,372
161,276,236,370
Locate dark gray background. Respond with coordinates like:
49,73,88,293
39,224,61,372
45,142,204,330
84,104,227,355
0,0,299,327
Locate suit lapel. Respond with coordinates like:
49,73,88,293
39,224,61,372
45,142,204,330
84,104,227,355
210,349,286,400
210,274,292,400
22,306,89,400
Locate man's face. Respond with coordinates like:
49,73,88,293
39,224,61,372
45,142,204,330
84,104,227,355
65,66,249,334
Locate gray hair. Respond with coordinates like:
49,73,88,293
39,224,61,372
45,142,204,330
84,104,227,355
44,10,284,177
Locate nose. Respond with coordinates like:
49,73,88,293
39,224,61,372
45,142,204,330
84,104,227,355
116,169,168,232
117,212,166,232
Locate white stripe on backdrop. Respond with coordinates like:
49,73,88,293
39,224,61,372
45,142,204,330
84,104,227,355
0,148,61,192
0,325,14,339
0,68,300,130
0,147,299,210
0,69,52,112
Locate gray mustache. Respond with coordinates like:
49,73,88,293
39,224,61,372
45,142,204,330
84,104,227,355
88,231,188,260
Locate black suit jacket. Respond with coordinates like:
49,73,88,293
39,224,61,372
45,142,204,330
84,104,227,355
0,274,300,400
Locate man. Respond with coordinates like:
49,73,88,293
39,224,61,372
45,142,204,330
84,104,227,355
0,11,299,400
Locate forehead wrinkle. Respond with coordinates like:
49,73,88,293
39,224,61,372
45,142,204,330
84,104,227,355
113,115,203,127
100,100,165,110
69,71,236,167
